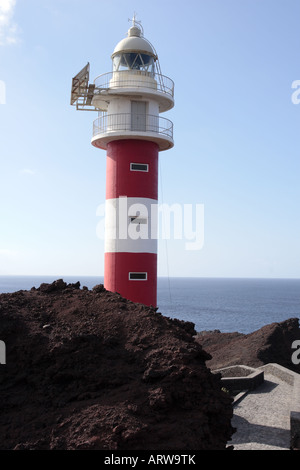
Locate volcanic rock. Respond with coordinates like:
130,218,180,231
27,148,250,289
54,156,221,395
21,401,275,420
195,318,300,373
0,280,235,450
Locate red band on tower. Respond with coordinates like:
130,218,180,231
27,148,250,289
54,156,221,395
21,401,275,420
106,140,159,200
105,252,157,306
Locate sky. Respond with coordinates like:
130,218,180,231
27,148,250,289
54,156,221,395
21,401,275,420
0,0,299,279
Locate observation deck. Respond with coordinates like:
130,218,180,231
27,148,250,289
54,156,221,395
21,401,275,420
91,112,174,151
91,70,174,113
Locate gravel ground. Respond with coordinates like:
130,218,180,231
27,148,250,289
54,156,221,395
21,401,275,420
231,374,292,450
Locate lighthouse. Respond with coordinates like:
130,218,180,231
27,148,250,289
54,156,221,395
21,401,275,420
70,16,174,307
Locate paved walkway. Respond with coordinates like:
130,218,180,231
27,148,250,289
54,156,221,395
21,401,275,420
231,373,292,450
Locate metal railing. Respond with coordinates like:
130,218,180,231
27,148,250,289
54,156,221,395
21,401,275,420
93,71,174,98
93,113,173,140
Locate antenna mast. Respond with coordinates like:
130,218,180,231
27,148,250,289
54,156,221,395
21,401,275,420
128,12,144,35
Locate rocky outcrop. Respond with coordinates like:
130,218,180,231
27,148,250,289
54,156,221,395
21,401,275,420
0,280,234,450
195,318,300,373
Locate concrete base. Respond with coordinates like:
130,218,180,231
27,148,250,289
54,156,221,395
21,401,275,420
213,363,300,449
213,364,264,394
258,363,300,450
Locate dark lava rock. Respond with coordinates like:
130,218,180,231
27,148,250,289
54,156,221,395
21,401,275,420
0,281,235,450
195,318,300,373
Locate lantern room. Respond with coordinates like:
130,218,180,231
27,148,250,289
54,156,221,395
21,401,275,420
112,24,156,75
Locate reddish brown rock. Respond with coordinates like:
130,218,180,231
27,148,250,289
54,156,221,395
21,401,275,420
195,318,300,373
0,280,234,450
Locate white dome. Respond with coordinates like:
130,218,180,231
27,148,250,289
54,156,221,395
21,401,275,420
112,26,156,58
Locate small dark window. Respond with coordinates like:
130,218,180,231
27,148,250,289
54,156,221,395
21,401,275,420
129,272,147,280
130,163,149,172
130,216,147,224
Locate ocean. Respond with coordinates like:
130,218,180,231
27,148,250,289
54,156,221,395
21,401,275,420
0,275,299,334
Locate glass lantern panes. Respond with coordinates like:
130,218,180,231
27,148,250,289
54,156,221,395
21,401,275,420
113,52,155,75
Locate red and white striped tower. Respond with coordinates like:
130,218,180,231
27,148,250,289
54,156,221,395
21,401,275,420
71,16,174,306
